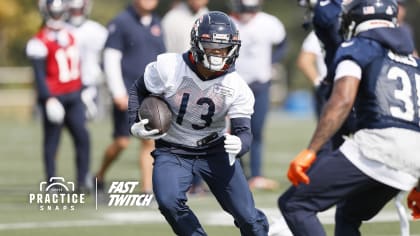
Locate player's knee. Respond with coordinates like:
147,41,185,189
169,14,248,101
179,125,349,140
234,209,268,235
141,138,155,148
278,193,296,217
115,137,130,149
238,217,269,235
155,193,181,214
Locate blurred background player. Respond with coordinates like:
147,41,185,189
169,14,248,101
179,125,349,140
296,30,327,118
128,11,269,235
67,0,108,120
230,0,287,191
162,0,209,53
279,0,420,235
26,0,91,192
309,0,354,152
95,0,165,194
161,0,209,195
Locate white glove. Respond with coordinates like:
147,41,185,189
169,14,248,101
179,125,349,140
45,97,65,124
81,87,98,120
224,134,242,166
130,119,166,140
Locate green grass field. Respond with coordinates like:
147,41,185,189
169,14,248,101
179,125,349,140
0,111,418,235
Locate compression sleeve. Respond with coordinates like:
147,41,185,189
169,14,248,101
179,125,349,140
103,48,126,98
128,76,151,132
230,117,252,157
30,58,50,101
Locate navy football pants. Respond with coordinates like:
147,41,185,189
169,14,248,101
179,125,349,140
278,150,399,236
152,149,269,236
41,91,90,187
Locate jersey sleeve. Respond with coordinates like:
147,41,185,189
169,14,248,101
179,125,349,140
271,16,286,44
143,61,165,94
144,53,180,95
228,74,255,119
333,38,384,70
26,38,48,59
79,22,108,86
302,31,322,55
87,21,108,52
104,18,125,51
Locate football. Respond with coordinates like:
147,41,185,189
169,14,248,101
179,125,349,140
138,96,172,134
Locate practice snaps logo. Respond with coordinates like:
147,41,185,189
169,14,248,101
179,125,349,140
29,177,86,211
107,181,153,207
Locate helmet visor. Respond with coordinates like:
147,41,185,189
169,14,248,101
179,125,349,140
201,42,232,49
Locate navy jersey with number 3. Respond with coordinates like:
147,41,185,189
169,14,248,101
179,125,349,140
333,35,420,132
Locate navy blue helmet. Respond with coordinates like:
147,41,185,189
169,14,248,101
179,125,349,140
340,0,398,39
190,11,241,72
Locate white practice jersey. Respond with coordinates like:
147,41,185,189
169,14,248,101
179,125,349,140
233,12,286,84
144,53,255,147
161,2,208,53
340,128,420,191
71,19,108,86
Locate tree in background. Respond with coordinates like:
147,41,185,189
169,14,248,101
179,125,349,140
1,0,419,91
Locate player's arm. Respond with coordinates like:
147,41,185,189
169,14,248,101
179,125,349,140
287,59,360,186
307,61,360,152
296,50,321,87
26,39,50,101
103,47,128,110
127,75,166,139
229,117,252,157
225,78,255,164
30,58,50,101
128,75,151,129
271,17,287,64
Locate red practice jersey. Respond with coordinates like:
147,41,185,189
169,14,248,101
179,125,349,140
32,27,82,95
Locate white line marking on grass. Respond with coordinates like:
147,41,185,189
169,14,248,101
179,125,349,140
0,220,133,230
0,208,415,231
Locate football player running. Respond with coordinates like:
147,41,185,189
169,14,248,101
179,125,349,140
278,0,420,235
26,0,91,192
128,11,269,235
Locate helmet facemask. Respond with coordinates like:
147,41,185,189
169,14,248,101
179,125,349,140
197,38,240,72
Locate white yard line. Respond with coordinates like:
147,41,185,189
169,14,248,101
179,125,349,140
0,207,414,231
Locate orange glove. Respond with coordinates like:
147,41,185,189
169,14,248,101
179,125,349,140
287,149,316,186
407,187,420,220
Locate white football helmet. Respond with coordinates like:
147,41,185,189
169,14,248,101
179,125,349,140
38,0,69,29
67,0,92,27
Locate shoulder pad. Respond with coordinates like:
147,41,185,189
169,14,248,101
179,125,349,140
334,38,383,68
155,53,181,78
26,38,47,58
